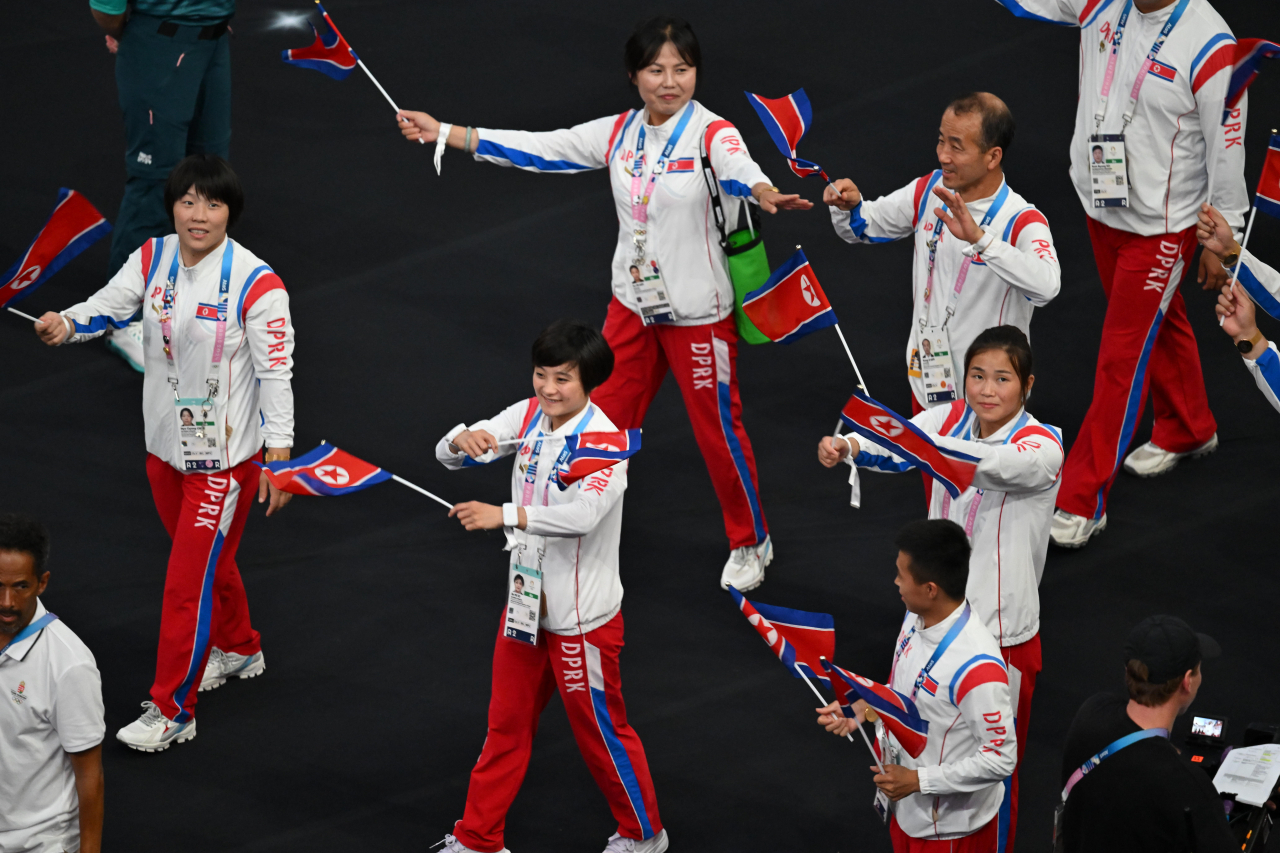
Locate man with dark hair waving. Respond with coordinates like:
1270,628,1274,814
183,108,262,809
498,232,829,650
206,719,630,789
1057,616,1232,852
435,320,666,853
825,93,1060,424
817,520,1016,853
0,515,105,853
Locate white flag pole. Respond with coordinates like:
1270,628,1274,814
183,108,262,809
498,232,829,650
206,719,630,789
1219,204,1259,327
492,429,641,447
7,307,40,323
795,662,885,773
390,475,454,511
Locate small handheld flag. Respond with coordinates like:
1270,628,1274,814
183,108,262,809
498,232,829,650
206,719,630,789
744,89,830,182
2,189,110,310
728,586,835,685
259,444,391,495
1225,39,1280,120
557,430,641,488
741,248,837,344
822,660,930,758
839,392,980,499
281,4,358,80
1254,131,1280,220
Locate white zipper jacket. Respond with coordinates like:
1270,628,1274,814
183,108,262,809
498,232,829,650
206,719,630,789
831,173,1060,408
58,236,295,472
1230,251,1280,412
994,0,1248,236
847,402,1063,646
884,602,1017,840
436,399,626,635
475,100,771,326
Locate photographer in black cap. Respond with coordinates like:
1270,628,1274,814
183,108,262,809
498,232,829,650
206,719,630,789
1055,615,1231,852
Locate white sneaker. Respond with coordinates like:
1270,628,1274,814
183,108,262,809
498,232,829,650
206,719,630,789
1050,510,1108,549
1122,433,1218,478
603,830,669,853
720,535,772,592
199,648,266,692
105,319,145,373
115,701,196,752
432,834,508,853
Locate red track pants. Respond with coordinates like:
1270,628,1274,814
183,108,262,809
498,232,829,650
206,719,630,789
1056,219,1217,519
454,611,661,853
145,453,262,723
890,814,997,852
591,298,768,550
996,633,1041,853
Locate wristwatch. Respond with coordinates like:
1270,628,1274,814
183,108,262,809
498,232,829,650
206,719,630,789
1222,247,1241,268
1236,329,1264,354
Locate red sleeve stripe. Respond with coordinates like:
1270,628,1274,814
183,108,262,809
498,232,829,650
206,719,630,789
1009,209,1049,247
139,239,155,282
239,272,285,322
703,119,736,155
605,110,632,162
938,400,969,436
1192,44,1236,94
518,398,541,437
1012,424,1063,452
910,172,935,229
1078,0,1105,25
954,661,1009,706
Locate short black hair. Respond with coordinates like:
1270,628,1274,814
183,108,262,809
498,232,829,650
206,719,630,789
532,320,615,392
0,514,50,577
964,325,1034,402
895,519,970,600
164,154,245,229
625,16,701,80
947,92,1015,156
1092,145,1104,153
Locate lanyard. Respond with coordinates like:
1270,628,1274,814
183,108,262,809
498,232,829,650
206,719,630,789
938,409,1030,531
922,182,1010,328
1095,0,1191,130
629,102,695,262
161,239,235,406
520,406,596,507
1060,728,1168,802
0,612,58,656
892,603,972,701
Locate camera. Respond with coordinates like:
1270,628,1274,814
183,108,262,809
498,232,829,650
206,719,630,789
1184,718,1280,852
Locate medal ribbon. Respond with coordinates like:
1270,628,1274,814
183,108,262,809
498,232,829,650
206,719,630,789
922,182,1011,328
629,102,695,262
1095,0,1191,129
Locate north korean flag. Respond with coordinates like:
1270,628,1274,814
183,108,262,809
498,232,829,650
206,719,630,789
281,4,358,80
839,392,980,499
741,249,838,344
1225,39,1280,118
728,586,836,686
744,89,830,181
822,660,930,758
667,157,696,173
258,444,392,496
1147,60,1178,82
1,189,110,309
195,302,225,321
556,430,641,489
1255,131,1280,220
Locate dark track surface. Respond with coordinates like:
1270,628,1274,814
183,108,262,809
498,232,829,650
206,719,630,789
4,2,1280,850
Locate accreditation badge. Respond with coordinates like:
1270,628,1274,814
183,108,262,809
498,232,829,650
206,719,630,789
175,397,222,472
1088,134,1129,208
504,561,544,646
629,256,675,326
919,326,958,405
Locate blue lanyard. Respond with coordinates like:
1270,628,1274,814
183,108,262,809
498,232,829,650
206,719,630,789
896,603,972,701
522,406,596,506
924,182,1011,316
1061,727,1168,801
162,239,235,401
1097,0,1191,128
1,612,58,656
631,102,695,213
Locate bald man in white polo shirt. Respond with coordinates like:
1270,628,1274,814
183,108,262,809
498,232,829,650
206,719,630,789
0,516,104,853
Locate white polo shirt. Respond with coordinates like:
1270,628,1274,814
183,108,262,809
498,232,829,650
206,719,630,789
0,599,105,853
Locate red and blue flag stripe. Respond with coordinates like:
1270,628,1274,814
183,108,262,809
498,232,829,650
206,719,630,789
281,4,358,80
258,444,392,496
840,392,980,499
1254,132,1280,220
741,249,837,344
1,188,111,309
823,660,930,758
744,89,830,182
728,586,835,686
1224,38,1279,116
557,430,641,488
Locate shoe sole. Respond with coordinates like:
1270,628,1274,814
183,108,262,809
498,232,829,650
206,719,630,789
720,541,773,593
198,659,265,693
1124,441,1218,479
1051,517,1107,549
118,728,196,753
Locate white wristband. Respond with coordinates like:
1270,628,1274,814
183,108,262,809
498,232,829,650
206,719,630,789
502,502,520,528
58,314,73,346
434,122,453,175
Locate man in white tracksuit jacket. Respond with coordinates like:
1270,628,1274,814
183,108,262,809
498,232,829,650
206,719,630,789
993,0,1249,546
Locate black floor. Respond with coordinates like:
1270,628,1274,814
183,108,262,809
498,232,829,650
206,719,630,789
5,2,1280,850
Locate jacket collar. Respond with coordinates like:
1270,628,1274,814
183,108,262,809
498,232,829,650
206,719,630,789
538,400,595,437
912,598,967,644
1,598,48,662
967,406,1029,444
176,235,230,275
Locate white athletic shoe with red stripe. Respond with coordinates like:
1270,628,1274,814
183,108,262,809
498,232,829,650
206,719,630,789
602,829,669,853
115,701,196,752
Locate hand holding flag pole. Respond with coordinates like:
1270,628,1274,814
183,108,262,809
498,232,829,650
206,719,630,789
796,660,886,773
1217,128,1278,326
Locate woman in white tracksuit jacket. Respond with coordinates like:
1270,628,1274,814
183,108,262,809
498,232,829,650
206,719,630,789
817,325,1061,852
396,16,812,593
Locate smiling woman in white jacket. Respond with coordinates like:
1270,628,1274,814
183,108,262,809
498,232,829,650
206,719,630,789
397,16,812,594
817,325,1060,852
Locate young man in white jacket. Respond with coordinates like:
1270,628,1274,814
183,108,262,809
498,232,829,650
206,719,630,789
825,92,1060,417
434,321,666,853
992,0,1249,546
818,520,1016,852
